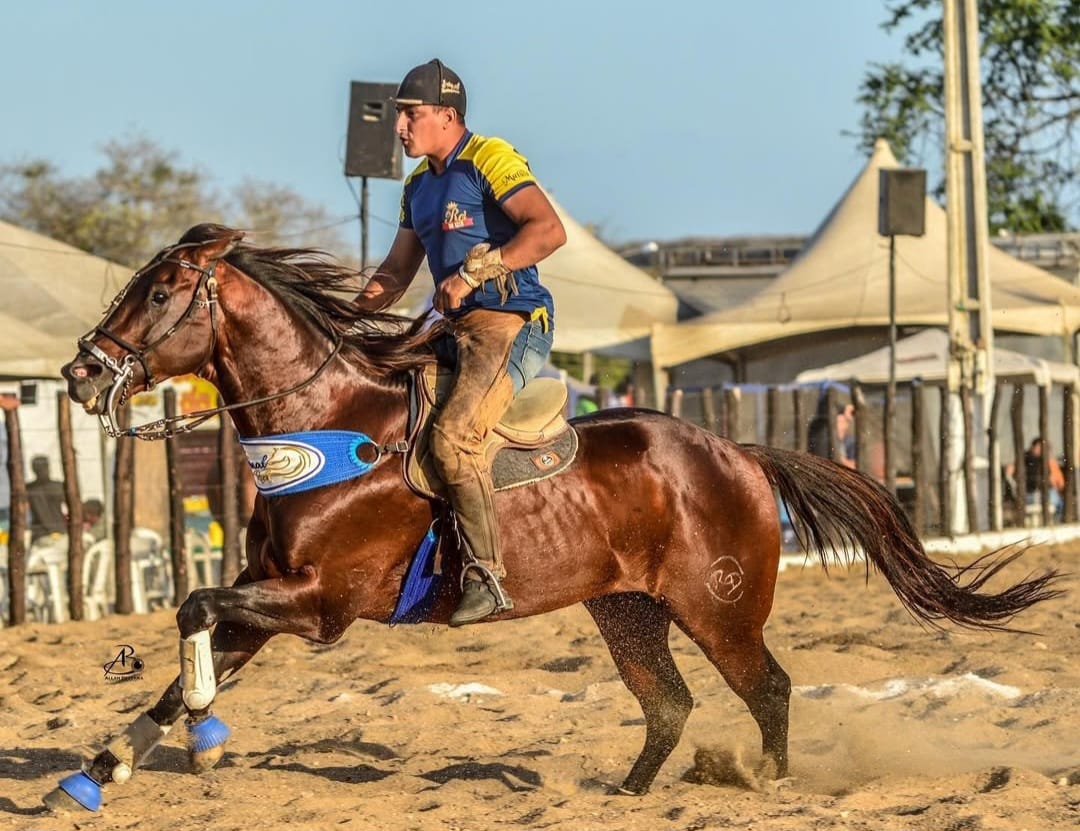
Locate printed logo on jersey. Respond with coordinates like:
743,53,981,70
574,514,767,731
442,201,475,231
500,170,529,190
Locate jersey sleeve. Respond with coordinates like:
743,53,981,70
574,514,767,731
472,137,537,203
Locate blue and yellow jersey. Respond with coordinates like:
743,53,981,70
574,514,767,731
400,131,554,324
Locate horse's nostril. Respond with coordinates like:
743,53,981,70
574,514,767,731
72,365,91,379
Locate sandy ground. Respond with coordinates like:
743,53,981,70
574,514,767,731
0,539,1077,831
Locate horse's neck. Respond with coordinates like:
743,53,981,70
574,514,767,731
211,292,407,441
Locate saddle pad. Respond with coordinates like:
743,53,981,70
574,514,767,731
388,524,442,625
492,427,578,492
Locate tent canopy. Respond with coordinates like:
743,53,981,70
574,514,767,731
0,220,127,378
796,328,1079,388
541,194,678,355
651,139,1080,369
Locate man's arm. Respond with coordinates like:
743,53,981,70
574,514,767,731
354,227,426,312
497,185,567,270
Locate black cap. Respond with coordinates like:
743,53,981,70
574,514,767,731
393,58,466,117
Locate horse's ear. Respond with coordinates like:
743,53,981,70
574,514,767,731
179,224,245,263
199,229,245,262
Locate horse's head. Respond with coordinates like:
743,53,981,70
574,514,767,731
62,224,245,435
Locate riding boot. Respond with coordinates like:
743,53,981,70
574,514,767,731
447,473,512,627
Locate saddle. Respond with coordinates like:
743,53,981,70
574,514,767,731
404,363,579,500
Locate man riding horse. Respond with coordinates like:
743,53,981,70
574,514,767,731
354,58,566,625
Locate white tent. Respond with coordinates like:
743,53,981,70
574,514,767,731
0,220,127,379
407,193,679,358
651,139,1080,370
796,328,1080,388
541,194,678,356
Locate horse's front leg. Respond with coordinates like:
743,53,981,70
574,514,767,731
46,571,335,813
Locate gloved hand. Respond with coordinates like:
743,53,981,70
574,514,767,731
461,243,518,304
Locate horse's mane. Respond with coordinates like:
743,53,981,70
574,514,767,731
179,224,445,381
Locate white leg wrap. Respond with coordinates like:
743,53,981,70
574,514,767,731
179,630,216,711
106,713,171,783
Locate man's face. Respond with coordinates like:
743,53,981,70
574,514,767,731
395,104,449,158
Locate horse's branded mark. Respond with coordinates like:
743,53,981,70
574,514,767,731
705,556,745,604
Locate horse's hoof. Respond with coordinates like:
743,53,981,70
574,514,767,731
45,772,102,812
189,743,227,774
187,713,230,773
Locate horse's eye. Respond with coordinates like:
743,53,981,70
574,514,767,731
149,288,169,307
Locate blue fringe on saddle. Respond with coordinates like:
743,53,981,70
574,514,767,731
389,523,442,625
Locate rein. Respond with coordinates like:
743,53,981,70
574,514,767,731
120,336,344,441
80,245,344,441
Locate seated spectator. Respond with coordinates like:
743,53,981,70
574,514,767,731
82,498,107,541
1023,437,1065,520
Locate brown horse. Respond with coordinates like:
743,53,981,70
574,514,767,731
51,223,1060,812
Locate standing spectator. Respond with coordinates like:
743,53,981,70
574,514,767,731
26,455,67,542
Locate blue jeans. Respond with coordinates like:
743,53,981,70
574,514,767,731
506,318,554,395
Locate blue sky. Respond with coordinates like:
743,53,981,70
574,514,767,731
1,1,907,256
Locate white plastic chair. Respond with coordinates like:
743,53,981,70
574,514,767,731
131,528,170,610
82,539,114,621
27,536,69,623
185,529,219,588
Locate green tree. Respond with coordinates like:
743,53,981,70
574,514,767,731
856,0,1079,232
0,135,350,266
229,179,354,262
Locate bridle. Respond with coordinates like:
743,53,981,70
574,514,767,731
78,242,342,441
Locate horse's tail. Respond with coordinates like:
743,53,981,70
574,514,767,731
742,443,1064,631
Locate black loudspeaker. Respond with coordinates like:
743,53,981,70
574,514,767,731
345,82,403,179
878,168,926,236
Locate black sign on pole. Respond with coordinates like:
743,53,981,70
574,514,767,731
345,82,403,180
345,81,403,268
878,166,927,499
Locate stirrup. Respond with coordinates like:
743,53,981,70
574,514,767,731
460,562,514,613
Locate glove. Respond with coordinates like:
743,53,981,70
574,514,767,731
462,243,518,304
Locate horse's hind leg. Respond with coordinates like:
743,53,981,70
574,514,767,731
672,615,791,779
584,592,693,795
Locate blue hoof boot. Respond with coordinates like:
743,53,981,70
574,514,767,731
188,714,231,753
55,771,103,811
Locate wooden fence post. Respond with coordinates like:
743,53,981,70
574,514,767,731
1010,385,1026,521
939,386,952,536
164,389,189,603
219,405,241,586
57,392,85,621
987,382,1005,532
3,402,27,625
723,387,741,441
1064,384,1078,523
766,387,781,448
910,380,926,536
113,405,135,614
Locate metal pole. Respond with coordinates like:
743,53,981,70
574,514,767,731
944,0,995,531
885,234,897,493
361,176,370,269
